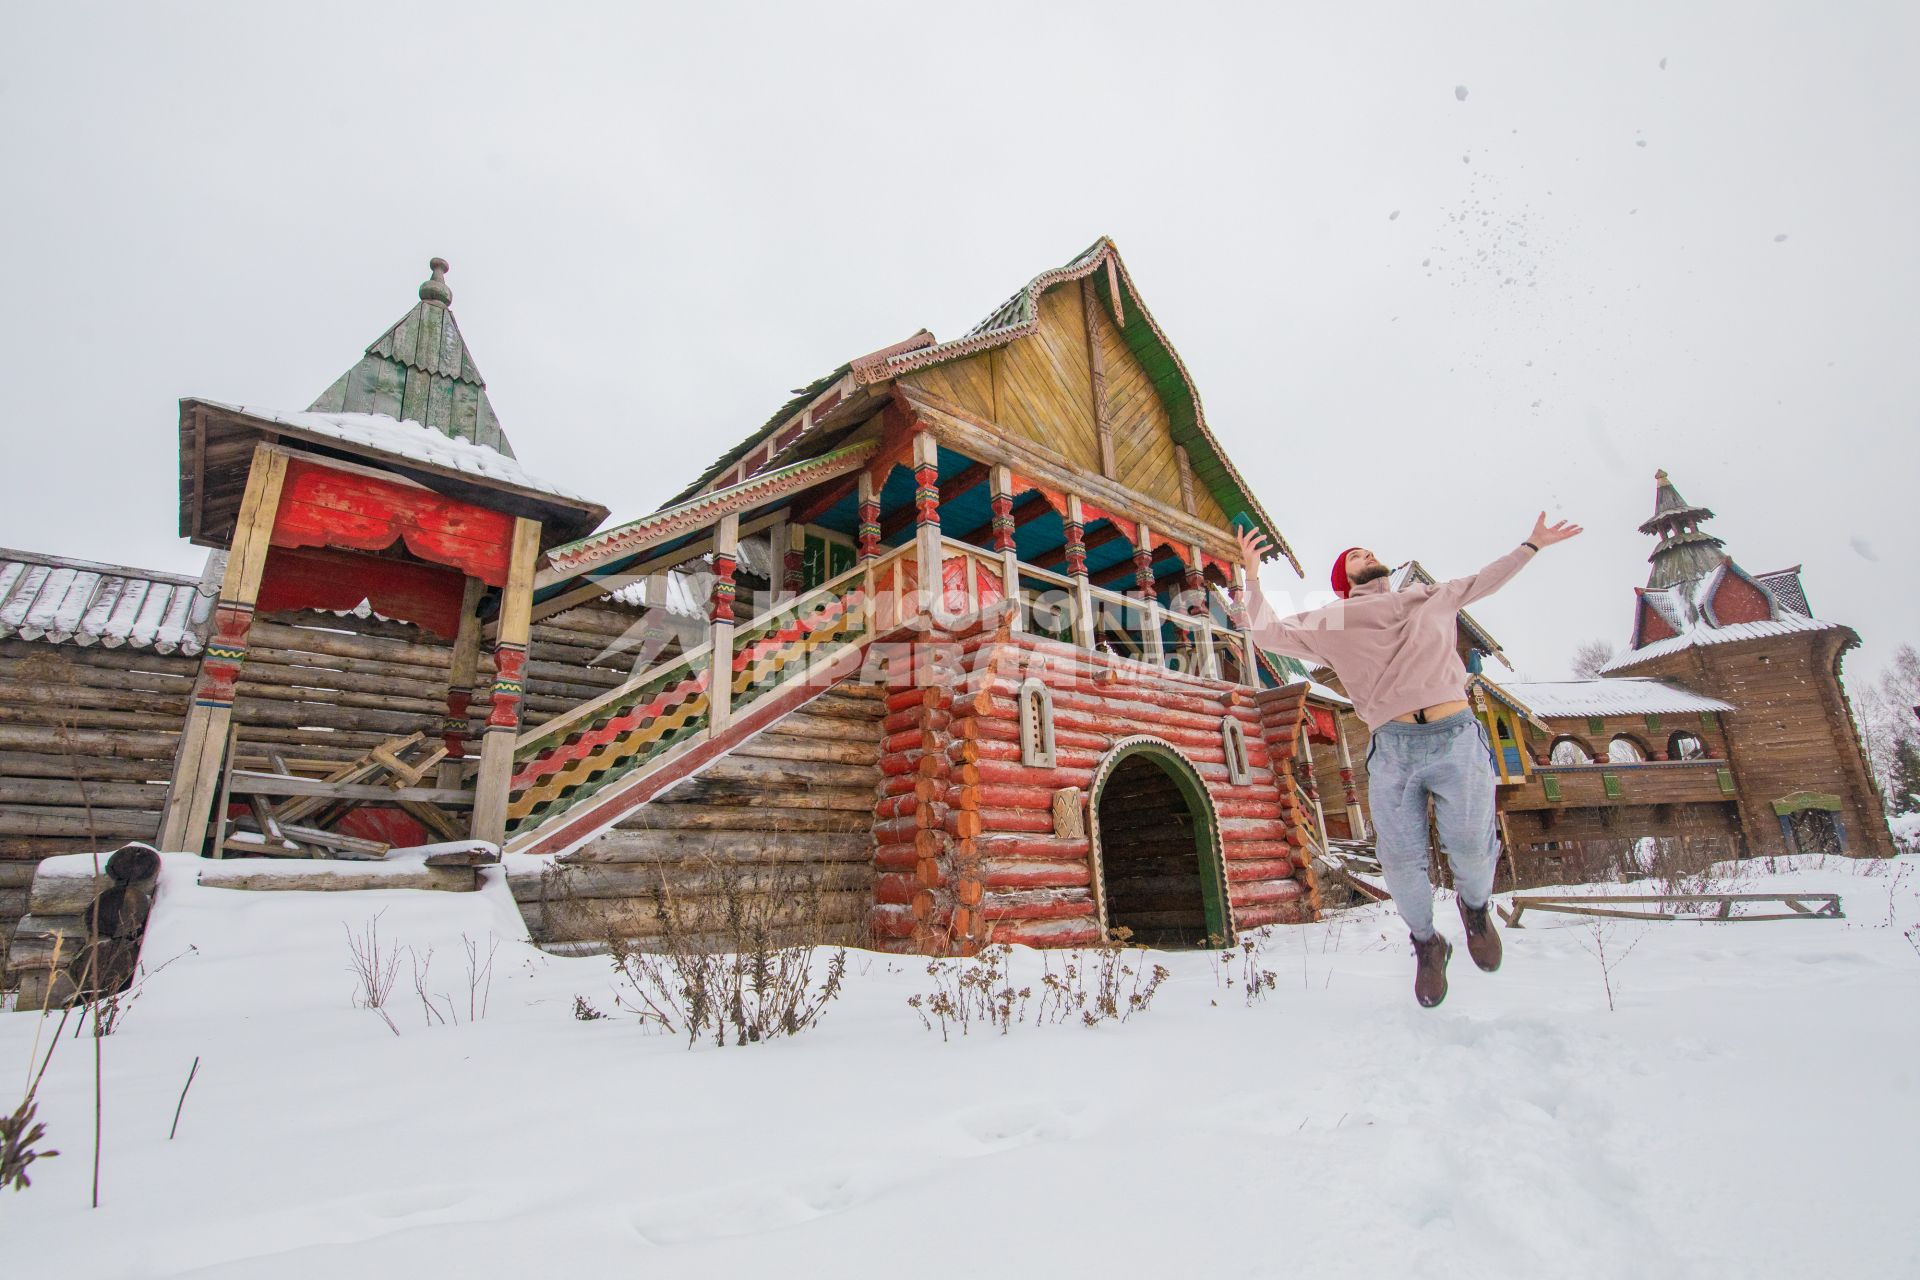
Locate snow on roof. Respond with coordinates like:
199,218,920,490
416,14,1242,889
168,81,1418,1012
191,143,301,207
0,548,216,655
1496,677,1735,718
1607,610,1844,672
602,534,780,621
202,401,590,504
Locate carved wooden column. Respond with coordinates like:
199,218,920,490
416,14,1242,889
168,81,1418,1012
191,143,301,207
989,464,1022,631
857,471,882,565
1186,544,1217,679
1230,564,1259,687
783,521,806,598
1133,520,1164,667
160,444,291,854
1297,724,1329,849
1063,494,1093,650
437,576,488,790
912,431,942,615
471,516,543,847
1334,711,1368,841
707,512,740,737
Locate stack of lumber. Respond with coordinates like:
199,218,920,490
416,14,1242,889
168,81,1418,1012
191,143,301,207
509,682,883,952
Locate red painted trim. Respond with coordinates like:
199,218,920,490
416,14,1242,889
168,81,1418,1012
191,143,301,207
256,544,469,638
271,457,516,586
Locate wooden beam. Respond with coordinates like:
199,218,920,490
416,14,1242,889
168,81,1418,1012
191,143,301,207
1082,278,1116,480
472,517,543,846
161,444,291,853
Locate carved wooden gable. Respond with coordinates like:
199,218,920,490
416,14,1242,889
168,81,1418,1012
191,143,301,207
902,280,1232,532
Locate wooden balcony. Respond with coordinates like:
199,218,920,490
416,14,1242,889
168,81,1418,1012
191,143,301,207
1501,759,1737,812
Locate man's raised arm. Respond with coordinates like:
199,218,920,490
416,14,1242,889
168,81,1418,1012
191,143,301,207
1234,527,1325,664
1436,512,1582,608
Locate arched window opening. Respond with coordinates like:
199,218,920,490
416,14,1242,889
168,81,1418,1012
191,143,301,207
1222,718,1251,785
1549,736,1593,766
1608,735,1647,764
1668,731,1706,761
1019,677,1057,769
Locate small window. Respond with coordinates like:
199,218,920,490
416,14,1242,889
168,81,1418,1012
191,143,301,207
1019,677,1056,768
1222,718,1251,785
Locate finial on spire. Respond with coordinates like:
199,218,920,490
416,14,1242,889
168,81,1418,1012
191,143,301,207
1654,468,1668,481
419,257,452,306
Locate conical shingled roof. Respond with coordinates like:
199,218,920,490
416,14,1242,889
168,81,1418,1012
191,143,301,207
1639,469,1725,589
1637,468,1715,535
309,259,514,458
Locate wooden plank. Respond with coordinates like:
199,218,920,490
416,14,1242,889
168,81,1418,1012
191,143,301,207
279,823,391,858
227,771,476,806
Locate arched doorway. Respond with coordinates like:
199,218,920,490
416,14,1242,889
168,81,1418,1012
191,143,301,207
1089,737,1231,948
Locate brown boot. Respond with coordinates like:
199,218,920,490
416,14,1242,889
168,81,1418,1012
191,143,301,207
1411,932,1452,1008
1457,896,1503,973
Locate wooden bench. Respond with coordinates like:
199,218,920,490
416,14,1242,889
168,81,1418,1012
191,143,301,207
1499,892,1844,928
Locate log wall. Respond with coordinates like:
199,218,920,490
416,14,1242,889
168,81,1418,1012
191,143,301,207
0,639,193,963
228,600,679,767
869,632,1319,955
510,682,885,951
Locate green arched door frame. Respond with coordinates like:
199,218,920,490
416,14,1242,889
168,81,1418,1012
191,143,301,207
1088,735,1234,945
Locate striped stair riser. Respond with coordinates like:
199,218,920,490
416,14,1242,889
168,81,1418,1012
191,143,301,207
507,688,712,831
505,579,877,841
731,599,865,703
508,670,712,816
513,655,712,774
513,663,713,790
726,587,863,677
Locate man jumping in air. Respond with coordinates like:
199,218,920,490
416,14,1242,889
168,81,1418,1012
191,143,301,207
1236,514,1582,1007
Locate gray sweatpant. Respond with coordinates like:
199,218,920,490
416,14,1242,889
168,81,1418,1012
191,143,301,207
1364,709,1500,939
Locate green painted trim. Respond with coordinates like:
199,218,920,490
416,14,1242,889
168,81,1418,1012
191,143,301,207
1701,710,1720,728
1644,713,1662,732
1602,772,1623,799
1587,716,1605,735
1541,774,1563,803
1716,768,1736,796
1093,737,1232,944
1771,790,1843,816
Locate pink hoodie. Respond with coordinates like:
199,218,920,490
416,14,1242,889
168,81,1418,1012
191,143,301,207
1250,544,1537,729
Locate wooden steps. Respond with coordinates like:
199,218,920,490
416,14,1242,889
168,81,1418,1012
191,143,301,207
510,682,884,950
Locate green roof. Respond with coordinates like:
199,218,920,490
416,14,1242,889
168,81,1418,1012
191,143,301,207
309,258,513,457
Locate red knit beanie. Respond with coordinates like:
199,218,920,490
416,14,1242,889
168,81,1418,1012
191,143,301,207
1331,547,1363,599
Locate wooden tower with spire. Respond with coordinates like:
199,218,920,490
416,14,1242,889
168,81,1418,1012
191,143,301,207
1605,469,1894,858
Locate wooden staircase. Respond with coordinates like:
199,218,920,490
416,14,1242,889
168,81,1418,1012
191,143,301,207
508,682,883,951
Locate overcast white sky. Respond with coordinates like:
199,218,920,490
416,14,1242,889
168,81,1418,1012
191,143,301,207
2,2,1914,684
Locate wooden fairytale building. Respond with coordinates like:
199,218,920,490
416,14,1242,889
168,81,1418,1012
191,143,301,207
511,239,1355,954
1482,470,1895,878
2,241,1358,982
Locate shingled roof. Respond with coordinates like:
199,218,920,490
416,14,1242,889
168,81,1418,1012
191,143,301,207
668,239,1294,570
309,259,514,457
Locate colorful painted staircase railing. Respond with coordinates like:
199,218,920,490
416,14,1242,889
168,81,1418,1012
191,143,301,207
503,545,912,843
506,648,714,836
728,560,873,714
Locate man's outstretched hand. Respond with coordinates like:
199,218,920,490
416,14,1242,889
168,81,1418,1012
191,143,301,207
1530,512,1583,549
1236,526,1272,587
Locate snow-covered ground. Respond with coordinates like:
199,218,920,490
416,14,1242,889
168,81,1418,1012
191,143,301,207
5,855,1917,1278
